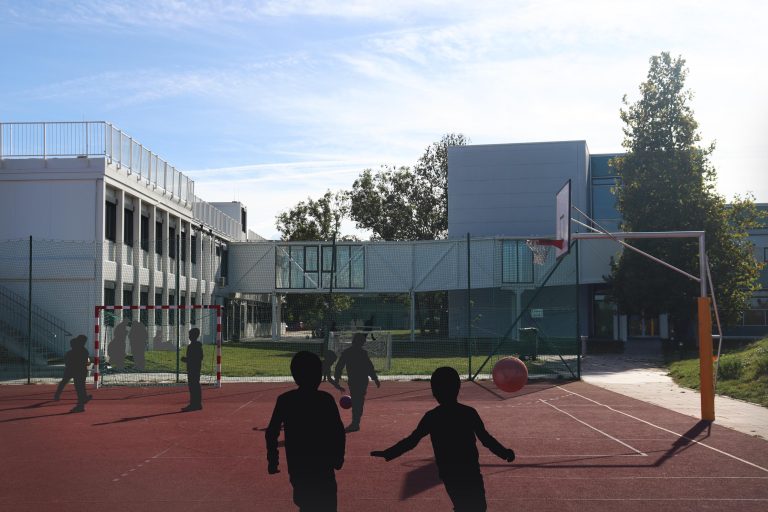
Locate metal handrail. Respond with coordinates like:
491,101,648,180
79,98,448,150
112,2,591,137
0,121,243,241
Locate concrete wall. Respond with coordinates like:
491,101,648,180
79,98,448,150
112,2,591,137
447,141,589,238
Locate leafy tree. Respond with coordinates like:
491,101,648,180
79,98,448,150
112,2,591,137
347,133,469,241
608,53,764,342
275,190,349,241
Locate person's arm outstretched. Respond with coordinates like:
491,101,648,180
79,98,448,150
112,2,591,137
265,396,285,474
472,409,515,462
371,413,430,461
367,355,380,388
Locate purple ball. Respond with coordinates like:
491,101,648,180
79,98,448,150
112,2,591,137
339,395,352,409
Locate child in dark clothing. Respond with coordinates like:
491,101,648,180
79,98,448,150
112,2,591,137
333,333,380,432
322,349,337,383
266,351,346,512
180,327,203,412
54,334,92,413
371,366,515,512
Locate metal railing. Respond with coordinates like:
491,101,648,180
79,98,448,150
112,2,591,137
0,283,71,362
0,121,243,241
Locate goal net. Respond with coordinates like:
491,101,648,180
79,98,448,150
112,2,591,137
328,330,392,371
95,305,222,387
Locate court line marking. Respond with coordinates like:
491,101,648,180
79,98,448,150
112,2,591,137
559,387,768,473
540,399,647,456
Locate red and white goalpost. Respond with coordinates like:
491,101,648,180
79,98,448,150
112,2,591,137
93,304,222,389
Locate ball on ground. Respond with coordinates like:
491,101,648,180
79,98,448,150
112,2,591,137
339,395,352,409
492,357,528,392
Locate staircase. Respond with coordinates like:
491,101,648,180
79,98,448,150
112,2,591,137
0,283,71,369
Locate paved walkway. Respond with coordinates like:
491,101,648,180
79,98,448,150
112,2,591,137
581,353,768,440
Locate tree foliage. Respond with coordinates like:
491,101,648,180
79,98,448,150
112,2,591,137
347,133,469,241
608,53,764,336
275,190,349,241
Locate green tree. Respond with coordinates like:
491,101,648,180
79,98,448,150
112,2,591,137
347,133,469,240
275,190,349,241
608,53,764,341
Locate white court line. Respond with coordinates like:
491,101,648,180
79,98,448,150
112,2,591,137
540,399,647,456
559,386,768,473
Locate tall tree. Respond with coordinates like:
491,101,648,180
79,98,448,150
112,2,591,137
275,190,349,241
348,133,469,241
608,53,763,341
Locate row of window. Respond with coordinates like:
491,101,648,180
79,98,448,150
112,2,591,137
275,241,537,289
103,286,200,325
276,245,365,289
105,200,229,274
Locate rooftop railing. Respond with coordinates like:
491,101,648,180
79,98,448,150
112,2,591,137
0,121,242,241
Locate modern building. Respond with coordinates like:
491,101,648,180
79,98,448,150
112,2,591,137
1,123,765,372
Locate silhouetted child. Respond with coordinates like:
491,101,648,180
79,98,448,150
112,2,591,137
266,351,346,512
180,327,203,412
333,333,380,432
54,334,92,413
322,349,337,383
371,366,515,512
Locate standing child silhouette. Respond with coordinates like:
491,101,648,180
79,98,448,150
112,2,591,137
333,332,380,432
54,335,92,413
371,366,515,512
180,327,203,412
266,351,346,512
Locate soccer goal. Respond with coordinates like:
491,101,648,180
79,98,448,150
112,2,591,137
328,330,393,371
94,304,222,388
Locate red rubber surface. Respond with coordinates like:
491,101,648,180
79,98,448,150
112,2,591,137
1,380,767,511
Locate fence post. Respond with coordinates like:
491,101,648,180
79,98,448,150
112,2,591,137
176,234,181,383
575,239,581,379
466,232,472,380
27,236,32,384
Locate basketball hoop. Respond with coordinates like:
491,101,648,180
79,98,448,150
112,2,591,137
525,239,564,265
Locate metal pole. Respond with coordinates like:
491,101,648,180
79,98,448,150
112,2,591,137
466,233,472,380
27,236,32,384
176,234,181,383
575,239,581,379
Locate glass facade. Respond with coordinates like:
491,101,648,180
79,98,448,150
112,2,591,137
590,155,621,232
276,244,364,289
501,240,534,284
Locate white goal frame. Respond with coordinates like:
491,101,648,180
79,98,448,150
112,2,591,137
93,304,222,389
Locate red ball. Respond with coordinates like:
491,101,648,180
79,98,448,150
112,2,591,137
492,357,528,392
339,395,352,409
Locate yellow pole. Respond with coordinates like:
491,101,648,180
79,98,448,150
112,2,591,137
698,297,714,421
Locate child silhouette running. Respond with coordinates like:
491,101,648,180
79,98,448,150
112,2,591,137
180,327,203,412
266,351,345,512
333,333,380,432
371,366,515,512
54,334,93,413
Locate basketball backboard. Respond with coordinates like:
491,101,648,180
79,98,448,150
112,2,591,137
555,179,571,259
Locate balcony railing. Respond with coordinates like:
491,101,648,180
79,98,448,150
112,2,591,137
0,121,243,241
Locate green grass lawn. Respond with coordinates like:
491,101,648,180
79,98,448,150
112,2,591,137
113,341,575,379
666,337,768,407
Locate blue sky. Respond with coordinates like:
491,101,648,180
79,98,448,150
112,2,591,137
1,0,766,239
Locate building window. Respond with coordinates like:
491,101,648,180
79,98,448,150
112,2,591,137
241,208,247,233
502,240,533,284
169,227,177,259
276,245,319,289
168,293,176,325
141,215,149,252
105,201,117,242
742,292,768,326
123,289,133,321
591,178,621,232
181,231,187,261
191,235,197,265
124,208,134,247
155,291,163,324
140,290,148,325
155,221,163,255
322,245,364,289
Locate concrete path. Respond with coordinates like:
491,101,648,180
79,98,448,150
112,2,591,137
581,353,768,440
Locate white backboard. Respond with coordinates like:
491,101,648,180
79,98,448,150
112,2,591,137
555,179,571,259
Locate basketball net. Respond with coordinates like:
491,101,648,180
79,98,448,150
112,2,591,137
525,239,564,265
